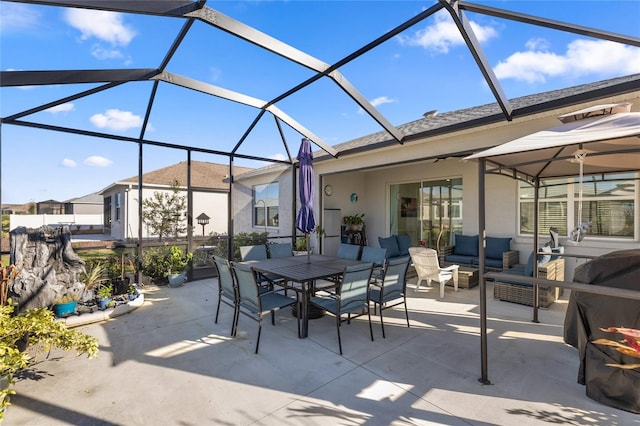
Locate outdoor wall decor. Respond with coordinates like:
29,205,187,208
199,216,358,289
350,193,358,203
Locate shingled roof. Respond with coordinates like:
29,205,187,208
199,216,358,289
318,73,640,160
119,161,253,190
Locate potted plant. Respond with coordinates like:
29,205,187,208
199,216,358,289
127,283,138,301
95,283,113,310
344,213,365,231
80,261,108,292
52,294,78,318
106,255,130,295
167,245,192,287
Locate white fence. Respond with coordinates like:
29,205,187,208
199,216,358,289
10,214,104,231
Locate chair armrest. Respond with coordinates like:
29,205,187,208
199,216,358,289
441,265,459,272
439,245,454,263
502,250,519,270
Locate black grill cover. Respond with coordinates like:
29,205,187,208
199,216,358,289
563,249,640,413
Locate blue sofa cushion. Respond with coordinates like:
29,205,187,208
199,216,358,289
378,236,400,258
453,234,478,257
396,234,412,256
472,257,503,269
445,254,477,265
524,251,536,277
486,237,511,260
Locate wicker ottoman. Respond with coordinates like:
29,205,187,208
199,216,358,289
493,281,560,308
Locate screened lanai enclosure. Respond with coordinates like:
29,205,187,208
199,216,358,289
3,0,639,257
2,1,640,387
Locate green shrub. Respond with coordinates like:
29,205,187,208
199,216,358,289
0,303,98,420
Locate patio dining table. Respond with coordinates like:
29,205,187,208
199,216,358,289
241,254,363,338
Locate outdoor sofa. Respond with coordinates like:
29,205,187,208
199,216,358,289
439,234,518,271
377,234,412,260
493,247,565,308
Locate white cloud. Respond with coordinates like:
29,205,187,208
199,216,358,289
210,66,222,82
398,12,498,54
64,9,135,62
90,109,143,131
370,96,396,107
84,156,112,167
0,3,41,33
46,103,74,114
61,158,77,168
91,45,124,60
357,96,397,115
269,153,288,161
525,38,550,51
494,39,640,83
64,9,135,46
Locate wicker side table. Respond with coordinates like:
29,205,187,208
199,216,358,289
446,267,478,289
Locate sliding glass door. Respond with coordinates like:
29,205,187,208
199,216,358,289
390,178,462,249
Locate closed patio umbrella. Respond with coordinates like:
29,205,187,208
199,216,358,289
295,138,316,262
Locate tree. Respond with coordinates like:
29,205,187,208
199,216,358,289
141,179,187,241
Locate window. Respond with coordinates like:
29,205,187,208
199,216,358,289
389,178,463,249
519,174,636,239
253,183,279,228
115,192,122,221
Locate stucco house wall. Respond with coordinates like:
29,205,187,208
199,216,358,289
232,81,640,280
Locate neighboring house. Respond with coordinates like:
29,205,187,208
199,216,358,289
63,192,103,214
232,74,640,280
36,199,64,214
100,161,253,241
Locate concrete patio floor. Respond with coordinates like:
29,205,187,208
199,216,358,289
5,275,639,425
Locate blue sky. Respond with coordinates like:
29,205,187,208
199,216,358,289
1,0,639,204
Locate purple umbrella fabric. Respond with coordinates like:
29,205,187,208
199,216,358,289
295,138,316,234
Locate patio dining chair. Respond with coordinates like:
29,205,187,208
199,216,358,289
368,256,411,338
269,242,293,258
309,262,375,355
239,244,283,292
232,263,299,354
409,247,459,298
212,255,239,337
337,243,361,260
360,246,387,283
240,244,268,261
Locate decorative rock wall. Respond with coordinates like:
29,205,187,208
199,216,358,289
9,226,87,312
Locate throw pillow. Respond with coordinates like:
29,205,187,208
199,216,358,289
396,234,412,256
378,236,400,258
453,234,478,257
539,246,552,265
486,237,511,260
551,246,564,261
